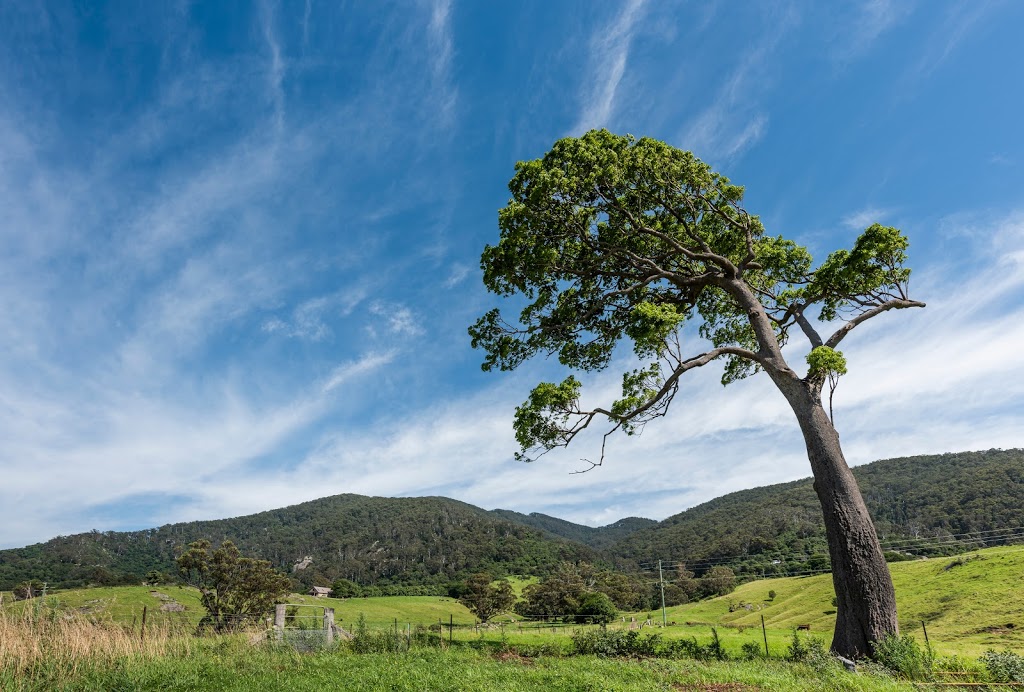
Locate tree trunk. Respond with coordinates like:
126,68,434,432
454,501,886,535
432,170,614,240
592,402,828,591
780,380,899,659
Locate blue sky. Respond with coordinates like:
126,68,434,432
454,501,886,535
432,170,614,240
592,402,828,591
1,1,1023,549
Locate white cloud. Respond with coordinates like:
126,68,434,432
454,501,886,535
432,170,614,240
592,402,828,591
842,207,890,229
322,351,395,394
425,0,458,128
570,0,648,134
260,0,286,131
443,262,471,288
369,301,425,338
830,0,914,65
262,288,369,341
678,7,796,162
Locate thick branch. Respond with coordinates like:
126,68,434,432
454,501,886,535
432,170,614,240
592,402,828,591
793,305,824,349
825,299,926,349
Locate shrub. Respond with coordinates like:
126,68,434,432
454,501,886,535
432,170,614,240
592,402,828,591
348,613,407,654
873,633,934,681
767,590,776,601
571,629,661,657
741,640,764,660
574,592,617,624
786,632,834,672
981,649,1024,683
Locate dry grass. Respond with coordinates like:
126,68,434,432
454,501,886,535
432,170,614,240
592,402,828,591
1,603,203,684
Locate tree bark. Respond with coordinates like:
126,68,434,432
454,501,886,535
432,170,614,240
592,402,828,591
777,378,899,659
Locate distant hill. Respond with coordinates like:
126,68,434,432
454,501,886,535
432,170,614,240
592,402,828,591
0,495,602,591
488,510,656,550
2,449,1023,590
610,449,1024,576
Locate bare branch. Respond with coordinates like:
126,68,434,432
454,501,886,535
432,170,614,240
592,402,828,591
825,299,926,349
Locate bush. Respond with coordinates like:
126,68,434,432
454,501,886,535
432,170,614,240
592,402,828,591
571,629,661,657
741,640,764,660
786,632,834,672
348,613,407,654
574,592,617,624
873,633,934,681
981,649,1024,683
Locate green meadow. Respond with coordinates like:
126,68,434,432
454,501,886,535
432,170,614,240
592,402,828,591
5,545,1024,689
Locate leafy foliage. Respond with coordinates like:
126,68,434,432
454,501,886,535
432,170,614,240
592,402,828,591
872,633,934,681
981,649,1024,683
470,129,922,462
515,562,651,621
12,580,45,601
175,540,290,631
457,573,515,622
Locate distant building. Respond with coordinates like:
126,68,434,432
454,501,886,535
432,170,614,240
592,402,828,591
308,586,333,598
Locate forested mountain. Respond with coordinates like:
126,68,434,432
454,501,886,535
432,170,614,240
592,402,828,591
487,510,656,550
611,449,1024,576
0,495,598,591
2,449,1022,590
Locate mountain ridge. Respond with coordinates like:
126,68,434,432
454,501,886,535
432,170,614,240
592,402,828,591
2,448,1022,590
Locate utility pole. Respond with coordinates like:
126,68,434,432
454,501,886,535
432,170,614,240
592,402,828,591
658,560,667,627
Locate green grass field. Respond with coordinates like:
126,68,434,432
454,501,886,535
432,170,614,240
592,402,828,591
5,544,1023,661
665,545,1024,656
5,639,912,691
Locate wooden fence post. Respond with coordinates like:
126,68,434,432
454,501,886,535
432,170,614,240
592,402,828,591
324,607,335,645
274,604,286,641
140,605,148,643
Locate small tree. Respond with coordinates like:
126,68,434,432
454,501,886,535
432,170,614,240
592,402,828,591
699,566,737,598
331,578,361,598
574,591,617,624
145,570,169,585
175,540,291,631
515,563,588,621
676,566,701,603
458,572,516,622
12,580,45,601
471,130,924,658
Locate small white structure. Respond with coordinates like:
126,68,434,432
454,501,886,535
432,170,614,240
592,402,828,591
308,586,332,598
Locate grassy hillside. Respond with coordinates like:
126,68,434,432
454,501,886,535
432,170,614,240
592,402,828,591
614,449,1024,575
666,544,1024,656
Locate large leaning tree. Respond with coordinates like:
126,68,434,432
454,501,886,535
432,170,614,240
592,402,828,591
469,130,925,659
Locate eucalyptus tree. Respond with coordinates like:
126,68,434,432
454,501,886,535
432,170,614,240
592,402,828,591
469,130,925,658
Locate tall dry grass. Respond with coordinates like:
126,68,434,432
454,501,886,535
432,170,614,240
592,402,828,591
0,602,201,684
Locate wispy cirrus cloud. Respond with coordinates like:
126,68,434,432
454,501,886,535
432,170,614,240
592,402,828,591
369,301,425,338
426,0,458,126
678,6,797,162
907,1,998,81
188,211,1024,532
570,0,648,134
830,0,914,65
842,206,891,229
263,288,369,341
260,0,287,131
